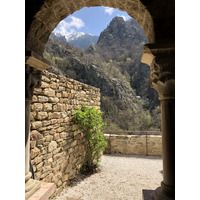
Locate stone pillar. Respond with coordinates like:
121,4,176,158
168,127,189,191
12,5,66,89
25,65,42,199
25,52,53,199
149,46,175,200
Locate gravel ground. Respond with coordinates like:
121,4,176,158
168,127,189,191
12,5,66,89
53,154,163,200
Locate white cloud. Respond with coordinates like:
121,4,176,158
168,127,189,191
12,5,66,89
104,7,115,15
68,16,85,29
53,16,85,36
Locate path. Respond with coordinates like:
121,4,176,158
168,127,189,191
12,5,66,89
53,154,162,200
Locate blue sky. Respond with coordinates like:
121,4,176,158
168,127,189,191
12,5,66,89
53,6,132,36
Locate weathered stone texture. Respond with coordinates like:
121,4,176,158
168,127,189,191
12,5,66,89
30,70,100,197
104,134,162,157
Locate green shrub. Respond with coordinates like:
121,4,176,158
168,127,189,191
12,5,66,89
72,104,107,173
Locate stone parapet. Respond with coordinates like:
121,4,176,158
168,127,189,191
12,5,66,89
30,70,100,198
104,134,162,157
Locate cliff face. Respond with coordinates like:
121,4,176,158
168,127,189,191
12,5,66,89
44,17,161,131
87,17,159,111
92,17,147,61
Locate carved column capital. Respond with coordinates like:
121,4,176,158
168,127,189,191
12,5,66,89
150,47,175,100
25,65,41,101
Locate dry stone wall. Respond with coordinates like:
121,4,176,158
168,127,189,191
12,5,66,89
104,134,162,157
30,70,100,197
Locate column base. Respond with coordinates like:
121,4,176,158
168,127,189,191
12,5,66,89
25,172,41,200
29,182,56,200
153,182,175,200
142,189,154,200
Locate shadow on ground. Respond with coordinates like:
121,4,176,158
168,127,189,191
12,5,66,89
69,154,162,188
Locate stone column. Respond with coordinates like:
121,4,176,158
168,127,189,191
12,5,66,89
149,46,175,200
25,65,42,199
25,51,52,199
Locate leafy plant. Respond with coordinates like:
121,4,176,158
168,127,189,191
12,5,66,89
72,104,107,173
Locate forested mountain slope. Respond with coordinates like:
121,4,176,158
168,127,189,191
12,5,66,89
44,17,161,132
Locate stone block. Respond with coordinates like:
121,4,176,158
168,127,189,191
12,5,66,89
30,112,37,121
42,165,51,173
37,138,45,145
62,91,68,97
38,127,47,132
42,173,54,182
60,132,68,139
142,189,154,200
30,130,42,140
31,121,42,129
68,169,76,180
31,147,40,159
32,95,38,102
43,88,55,97
45,158,53,166
53,147,61,155
57,180,62,187
63,117,70,123
43,120,51,126
41,81,50,88
41,75,50,83
57,118,64,123
51,119,57,124
61,174,69,182
53,152,64,161
56,93,61,98
48,141,58,152
54,133,60,140
36,112,48,120
66,83,73,89
32,103,43,111
34,171,41,180
45,135,53,142
30,141,36,149
40,171,50,179
48,112,61,119
45,125,54,130
50,82,58,89
71,140,77,147
41,147,47,155
38,96,48,102
49,97,59,103
56,127,65,133
49,128,56,135
43,103,53,111
33,155,43,165
59,86,65,91
53,103,65,112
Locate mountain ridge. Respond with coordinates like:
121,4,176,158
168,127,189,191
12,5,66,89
52,31,99,50
44,16,161,132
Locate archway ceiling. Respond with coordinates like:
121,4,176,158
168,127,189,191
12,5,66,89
26,0,174,55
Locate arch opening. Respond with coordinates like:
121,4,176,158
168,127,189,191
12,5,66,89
25,1,175,199
43,6,161,133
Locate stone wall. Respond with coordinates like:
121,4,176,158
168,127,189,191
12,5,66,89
30,70,100,197
104,134,162,157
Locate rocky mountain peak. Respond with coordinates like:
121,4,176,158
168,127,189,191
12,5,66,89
97,17,147,47
44,16,160,131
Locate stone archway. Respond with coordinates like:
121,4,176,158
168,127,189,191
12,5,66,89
25,1,175,200
25,0,155,56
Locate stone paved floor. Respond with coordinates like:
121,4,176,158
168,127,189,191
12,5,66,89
53,154,163,200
